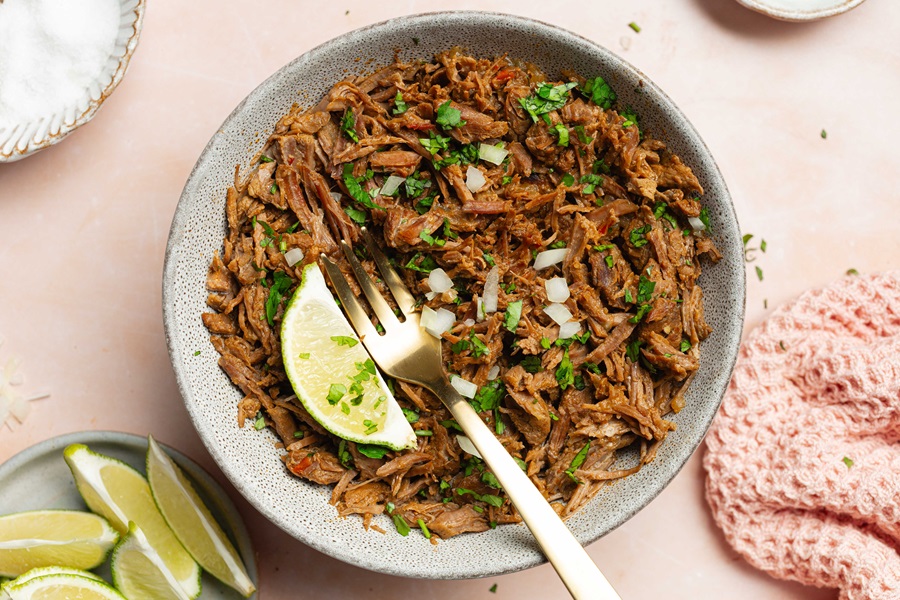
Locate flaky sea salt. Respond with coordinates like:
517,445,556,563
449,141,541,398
0,0,120,130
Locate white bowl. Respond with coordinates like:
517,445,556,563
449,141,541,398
735,0,867,21
0,0,146,162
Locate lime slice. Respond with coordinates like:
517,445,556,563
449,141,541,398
146,436,255,597
110,522,192,600
0,510,118,577
2,573,124,600
1,567,103,591
63,445,201,598
280,263,416,451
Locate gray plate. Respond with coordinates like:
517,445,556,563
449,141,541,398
163,11,745,580
0,431,257,598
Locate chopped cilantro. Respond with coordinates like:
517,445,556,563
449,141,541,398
760,239,767,253
680,339,691,353
393,92,408,115
624,288,634,303
298,352,310,359
264,270,293,326
842,456,853,469
821,129,827,139
629,303,652,324
418,518,431,539
342,164,384,211
637,275,656,304
357,444,389,459
625,339,643,362
504,300,523,333
340,110,359,142
574,125,591,144
565,442,590,483
552,123,569,146
483,253,496,267
326,384,346,405
338,440,352,468
331,335,358,347
628,21,641,33
451,339,471,354
698,206,712,231
469,330,490,358
756,266,764,281
520,355,542,374
580,173,602,195
481,471,502,490
620,107,639,129
846,268,859,276
414,193,435,215
490,584,498,594
419,132,451,155
472,379,505,412
193,350,201,356
629,224,651,248
259,155,274,163
344,206,367,225
561,173,575,187
580,76,617,109
556,349,574,390
439,419,463,432
404,252,438,273
435,100,465,130
402,407,419,423
519,82,578,121
415,430,433,437
253,412,265,430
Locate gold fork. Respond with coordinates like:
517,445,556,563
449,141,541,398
320,228,622,600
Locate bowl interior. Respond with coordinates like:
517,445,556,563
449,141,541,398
164,11,745,579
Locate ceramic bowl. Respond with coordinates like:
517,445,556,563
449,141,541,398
735,0,867,21
164,11,745,579
0,0,145,162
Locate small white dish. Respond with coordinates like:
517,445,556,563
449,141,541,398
0,431,257,599
0,0,145,162
735,0,867,21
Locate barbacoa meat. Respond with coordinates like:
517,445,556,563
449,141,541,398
202,49,720,540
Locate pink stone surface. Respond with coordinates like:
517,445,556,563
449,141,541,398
0,1,896,598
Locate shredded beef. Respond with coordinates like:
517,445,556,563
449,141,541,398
203,50,719,540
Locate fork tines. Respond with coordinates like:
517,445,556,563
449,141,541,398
320,227,417,338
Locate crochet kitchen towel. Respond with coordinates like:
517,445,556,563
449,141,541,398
704,272,900,599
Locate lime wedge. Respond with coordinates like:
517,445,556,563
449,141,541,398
146,436,255,597
63,445,201,598
2,573,124,600
0,510,118,577
110,522,192,600
1,566,103,591
280,263,416,451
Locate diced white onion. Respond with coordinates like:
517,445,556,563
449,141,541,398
545,277,570,303
425,291,436,301
380,174,405,196
330,192,342,203
284,248,305,267
456,435,483,458
427,268,453,294
476,296,486,322
483,266,499,313
465,165,487,193
688,216,706,232
478,143,509,165
463,318,475,327
533,248,568,270
487,365,500,380
451,376,478,399
558,321,582,340
420,306,456,338
543,303,573,326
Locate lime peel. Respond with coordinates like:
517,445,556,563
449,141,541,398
111,522,192,600
146,435,255,597
280,263,416,451
2,572,125,600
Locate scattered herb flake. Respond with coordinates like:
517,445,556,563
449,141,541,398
556,349,574,390
755,266,764,281
519,81,578,121
331,335,358,348
580,76,616,109
628,21,641,33
552,123,569,146
435,100,465,130
342,164,384,211
357,444,389,459
392,92,408,115
489,584,498,593
846,268,859,276
253,412,265,430
504,300,523,333
565,441,590,483
340,110,359,142
842,456,853,469
821,129,827,139
264,270,293,326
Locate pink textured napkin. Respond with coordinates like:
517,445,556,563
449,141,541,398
704,272,900,599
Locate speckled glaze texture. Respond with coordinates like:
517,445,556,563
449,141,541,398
163,11,745,579
0,0,146,162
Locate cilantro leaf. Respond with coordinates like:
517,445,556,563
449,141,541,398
342,164,384,211
435,100,465,130
552,123,569,147
629,224,652,248
357,444,390,459
555,349,574,390
264,270,293,326
419,132,451,155
393,92,408,115
565,442,590,483
519,82,578,121
472,380,505,412
504,300,523,333
580,76,617,109
340,110,359,142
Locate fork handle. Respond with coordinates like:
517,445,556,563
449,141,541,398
428,379,623,600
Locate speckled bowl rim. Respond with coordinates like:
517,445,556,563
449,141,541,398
0,430,258,597
164,10,746,579
0,0,146,162
735,0,866,21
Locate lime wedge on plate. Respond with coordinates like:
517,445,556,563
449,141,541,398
110,522,191,600
146,436,255,597
280,263,416,451
1,566,103,591
0,510,118,577
1,572,124,600
63,444,201,598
